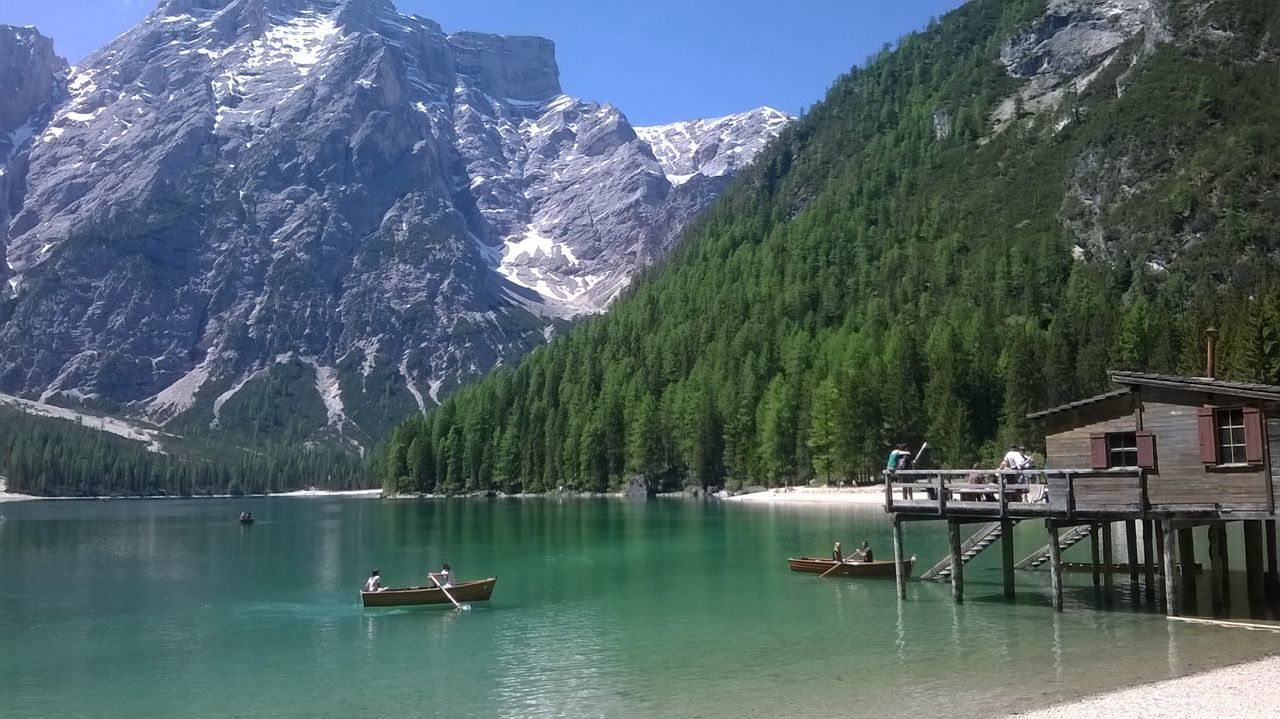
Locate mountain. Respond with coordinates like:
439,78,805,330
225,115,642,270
0,0,788,451
380,0,1280,495
0,26,68,238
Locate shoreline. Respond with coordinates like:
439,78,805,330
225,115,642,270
1007,653,1280,718
0,487,382,503
2,485,899,505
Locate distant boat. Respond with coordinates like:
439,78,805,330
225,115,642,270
360,578,497,607
238,514,254,525
787,557,912,577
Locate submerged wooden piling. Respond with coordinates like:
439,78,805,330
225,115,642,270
1244,520,1265,602
1089,524,1101,587
1267,519,1279,593
1142,519,1156,598
1162,524,1179,616
892,516,906,600
1001,518,1015,598
948,521,964,604
1209,522,1227,613
1048,522,1064,612
1177,528,1197,597
1102,522,1115,599
1125,520,1139,583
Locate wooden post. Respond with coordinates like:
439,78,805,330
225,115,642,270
892,516,906,600
1102,521,1115,600
1154,520,1166,577
884,472,894,512
1125,520,1139,583
1048,521,1064,612
1162,523,1179,616
1089,523,1101,587
1267,519,1279,593
1219,523,1232,602
1177,528,1197,597
949,520,964,604
1209,522,1226,613
1001,518,1015,598
1244,520,1265,602
1142,519,1156,598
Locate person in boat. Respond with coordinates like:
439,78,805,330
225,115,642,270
853,540,874,563
364,569,385,593
428,563,455,589
832,542,844,562
239,511,251,521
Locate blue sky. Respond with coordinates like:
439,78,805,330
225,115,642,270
3,0,965,125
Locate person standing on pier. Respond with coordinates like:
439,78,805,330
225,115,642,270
888,444,913,498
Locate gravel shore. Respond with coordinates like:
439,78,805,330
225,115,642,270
1007,655,1280,718
721,485,895,506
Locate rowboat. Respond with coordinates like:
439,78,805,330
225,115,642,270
360,577,497,607
787,557,913,577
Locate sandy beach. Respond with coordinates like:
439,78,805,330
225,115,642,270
720,485,897,506
1008,654,1280,718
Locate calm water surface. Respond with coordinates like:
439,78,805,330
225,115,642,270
2,497,1277,718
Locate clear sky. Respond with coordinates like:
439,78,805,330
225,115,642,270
2,0,966,126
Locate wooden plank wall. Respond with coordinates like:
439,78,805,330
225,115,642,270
1142,388,1268,509
1043,397,1140,510
1044,396,1135,468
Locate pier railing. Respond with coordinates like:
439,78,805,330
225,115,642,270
883,468,1146,519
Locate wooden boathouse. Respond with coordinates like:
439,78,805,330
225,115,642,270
884,365,1280,615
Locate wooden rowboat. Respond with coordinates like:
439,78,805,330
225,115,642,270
360,577,497,607
787,557,913,578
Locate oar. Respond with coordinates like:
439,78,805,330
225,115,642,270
431,576,471,612
820,555,853,578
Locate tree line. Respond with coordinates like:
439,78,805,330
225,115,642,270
375,0,1280,494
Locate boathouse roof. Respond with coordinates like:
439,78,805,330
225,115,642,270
1027,371,1280,420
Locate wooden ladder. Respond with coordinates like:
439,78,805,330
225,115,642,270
920,521,1016,581
1015,524,1094,570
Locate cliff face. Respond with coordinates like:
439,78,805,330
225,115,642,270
0,0,789,447
0,27,68,260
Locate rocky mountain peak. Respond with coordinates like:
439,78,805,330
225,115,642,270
0,26,67,158
0,2,789,448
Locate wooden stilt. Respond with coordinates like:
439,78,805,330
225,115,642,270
1177,528,1197,597
1267,519,1279,593
1155,521,1166,577
1102,522,1115,599
1162,523,1179,616
892,516,906,600
949,521,964,604
1048,521,1064,612
1243,520,1265,603
1125,520,1139,583
1001,518,1015,599
1152,516,1162,596
1220,523,1232,602
1089,523,1101,587
1209,522,1226,614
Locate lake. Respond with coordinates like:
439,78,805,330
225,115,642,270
1,497,1276,718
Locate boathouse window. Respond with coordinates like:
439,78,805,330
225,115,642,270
1089,431,1154,469
1197,406,1265,466
1217,409,1247,464
1107,432,1137,468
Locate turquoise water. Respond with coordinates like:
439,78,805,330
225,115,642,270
1,497,1277,718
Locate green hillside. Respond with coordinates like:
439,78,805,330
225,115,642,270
381,0,1280,494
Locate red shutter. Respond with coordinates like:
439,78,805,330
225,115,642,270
1136,431,1156,469
1243,407,1265,464
1197,407,1219,465
1089,433,1108,469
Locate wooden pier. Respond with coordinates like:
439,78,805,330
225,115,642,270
885,370,1280,615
